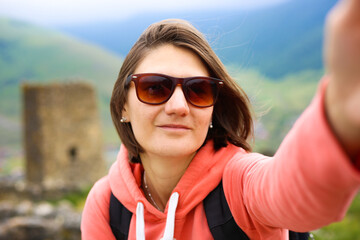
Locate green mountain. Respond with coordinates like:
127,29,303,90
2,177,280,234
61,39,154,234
0,18,123,148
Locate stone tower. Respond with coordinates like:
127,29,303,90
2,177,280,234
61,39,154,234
23,82,106,193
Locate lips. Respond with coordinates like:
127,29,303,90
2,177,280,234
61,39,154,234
157,124,191,130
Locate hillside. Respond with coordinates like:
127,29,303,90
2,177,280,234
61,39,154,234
0,18,123,148
56,0,337,78
230,68,323,153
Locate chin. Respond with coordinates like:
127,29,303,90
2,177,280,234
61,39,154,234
154,143,200,158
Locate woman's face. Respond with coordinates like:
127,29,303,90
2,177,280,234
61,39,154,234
123,44,213,160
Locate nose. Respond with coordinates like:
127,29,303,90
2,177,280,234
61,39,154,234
164,85,190,116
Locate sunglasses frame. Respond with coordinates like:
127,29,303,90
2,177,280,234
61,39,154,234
125,73,224,108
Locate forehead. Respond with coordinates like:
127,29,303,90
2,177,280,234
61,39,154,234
134,44,210,78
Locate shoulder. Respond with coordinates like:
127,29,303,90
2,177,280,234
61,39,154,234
81,175,117,239
223,151,273,198
224,150,270,176
88,175,112,205
83,175,112,220
221,151,278,236
222,147,270,194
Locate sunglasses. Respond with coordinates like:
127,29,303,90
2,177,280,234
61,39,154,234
125,73,224,108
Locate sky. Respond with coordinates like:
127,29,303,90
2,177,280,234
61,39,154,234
0,0,289,26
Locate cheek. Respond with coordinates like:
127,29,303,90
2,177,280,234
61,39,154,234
131,118,147,142
128,105,155,137
128,111,153,149
194,108,213,132
125,90,149,138
126,102,161,144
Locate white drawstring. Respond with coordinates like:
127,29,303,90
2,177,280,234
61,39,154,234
136,202,145,240
161,192,179,240
135,192,179,240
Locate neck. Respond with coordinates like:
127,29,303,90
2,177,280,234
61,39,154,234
141,152,195,211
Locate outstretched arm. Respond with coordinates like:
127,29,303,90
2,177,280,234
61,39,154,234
325,0,360,161
224,1,360,236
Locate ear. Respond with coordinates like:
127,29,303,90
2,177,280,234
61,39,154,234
121,104,130,122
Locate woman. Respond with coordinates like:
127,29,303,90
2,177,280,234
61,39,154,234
81,0,360,239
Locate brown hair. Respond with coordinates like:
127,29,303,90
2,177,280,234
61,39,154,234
110,19,253,163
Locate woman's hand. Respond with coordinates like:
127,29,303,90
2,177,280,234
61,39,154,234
324,0,360,159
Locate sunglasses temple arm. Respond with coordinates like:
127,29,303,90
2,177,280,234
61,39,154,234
125,75,133,85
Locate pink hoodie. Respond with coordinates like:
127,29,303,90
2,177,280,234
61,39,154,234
81,79,360,239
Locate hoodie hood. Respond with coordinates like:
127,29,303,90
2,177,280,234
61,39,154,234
109,140,244,219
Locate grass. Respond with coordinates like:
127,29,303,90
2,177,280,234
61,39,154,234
52,186,92,211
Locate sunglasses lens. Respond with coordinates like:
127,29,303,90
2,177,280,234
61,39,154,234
137,75,172,104
186,79,216,107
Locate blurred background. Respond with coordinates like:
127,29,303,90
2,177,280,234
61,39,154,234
0,0,359,239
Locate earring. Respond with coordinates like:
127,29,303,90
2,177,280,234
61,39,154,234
120,117,127,123
209,122,213,129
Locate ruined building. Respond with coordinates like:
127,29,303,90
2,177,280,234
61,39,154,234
22,82,106,193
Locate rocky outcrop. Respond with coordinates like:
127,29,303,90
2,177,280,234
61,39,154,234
0,200,81,240
0,175,82,240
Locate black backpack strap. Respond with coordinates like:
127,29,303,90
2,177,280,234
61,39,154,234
204,181,310,240
109,192,133,240
203,181,250,240
289,231,311,240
